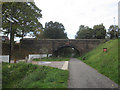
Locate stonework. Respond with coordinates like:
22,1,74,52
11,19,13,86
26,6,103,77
20,39,102,56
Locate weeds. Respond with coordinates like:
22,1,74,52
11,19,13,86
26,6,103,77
2,62,68,88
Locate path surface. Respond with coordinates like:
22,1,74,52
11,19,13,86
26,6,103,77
68,58,118,88
11,60,69,70
32,61,68,70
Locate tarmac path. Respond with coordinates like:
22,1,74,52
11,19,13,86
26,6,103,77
68,58,118,88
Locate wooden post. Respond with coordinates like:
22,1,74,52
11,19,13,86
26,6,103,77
14,59,16,63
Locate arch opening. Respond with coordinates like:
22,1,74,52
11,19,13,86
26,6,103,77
54,45,80,58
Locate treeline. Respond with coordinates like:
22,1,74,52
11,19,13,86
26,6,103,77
75,24,119,39
37,23,120,40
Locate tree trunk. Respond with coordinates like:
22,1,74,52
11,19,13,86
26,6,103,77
22,30,24,40
11,29,14,51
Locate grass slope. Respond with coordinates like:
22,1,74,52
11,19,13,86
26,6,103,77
2,62,68,88
79,39,118,84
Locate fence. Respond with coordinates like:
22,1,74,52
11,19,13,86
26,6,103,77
0,55,9,63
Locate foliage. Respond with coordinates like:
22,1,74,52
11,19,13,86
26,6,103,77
34,29,44,39
37,21,68,39
93,24,106,39
2,2,42,44
75,25,93,39
107,25,120,39
75,24,106,39
79,39,119,85
2,62,68,88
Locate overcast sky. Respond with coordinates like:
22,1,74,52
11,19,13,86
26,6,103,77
34,0,119,39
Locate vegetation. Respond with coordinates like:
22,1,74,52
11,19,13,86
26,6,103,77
75,24,106,39
75,24,120,39
2,2,42,46
107,25,120,39
33,57,69,61
93,24,106,39
79,39,119,84
2,62,68,88
37,21,68,39
56,47,80,58
75,25,93,39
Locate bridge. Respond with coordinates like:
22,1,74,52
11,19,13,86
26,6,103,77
20,39,103,57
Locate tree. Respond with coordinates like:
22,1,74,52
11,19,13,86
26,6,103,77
108,25,119,39
93,24,106,39
2,2,42,45
34,29,44,39
75,24,106,39
75,25,93,39
41,21,68,39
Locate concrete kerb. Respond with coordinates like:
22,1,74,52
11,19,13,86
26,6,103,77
61,61,69,70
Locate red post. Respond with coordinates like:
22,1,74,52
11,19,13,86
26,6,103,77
103,48,107,52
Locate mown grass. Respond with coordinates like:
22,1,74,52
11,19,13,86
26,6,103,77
33,57,69,61
78,39,119,85
2,62,68,88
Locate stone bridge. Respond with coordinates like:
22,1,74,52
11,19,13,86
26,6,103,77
20,39,103,56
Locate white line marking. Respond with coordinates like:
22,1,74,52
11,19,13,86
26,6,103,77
61,61,69,70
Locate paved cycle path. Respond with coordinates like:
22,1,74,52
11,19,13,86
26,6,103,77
68,58,118,88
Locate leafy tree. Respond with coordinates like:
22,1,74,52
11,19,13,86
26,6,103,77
34,29,44,39
108,25,119,39
41,21,68,39
75,24,106,39
75,25,93,39
2,2,42,45
93,24,106,39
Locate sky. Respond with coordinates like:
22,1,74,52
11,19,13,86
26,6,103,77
34,0,119,39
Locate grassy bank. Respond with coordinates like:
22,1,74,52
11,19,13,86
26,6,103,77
79,39,119,84
2,62,68,88
33,57,69,61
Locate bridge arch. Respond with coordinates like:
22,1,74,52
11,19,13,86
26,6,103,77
20,39,102,58
53,45,80,57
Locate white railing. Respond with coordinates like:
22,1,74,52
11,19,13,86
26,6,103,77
0,55,9,63
28,54,52,61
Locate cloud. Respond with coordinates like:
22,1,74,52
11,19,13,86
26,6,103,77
35,0,119,39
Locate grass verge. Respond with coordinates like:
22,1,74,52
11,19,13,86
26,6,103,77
2,62,68,88
33,57,69,61
78,39,119,85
